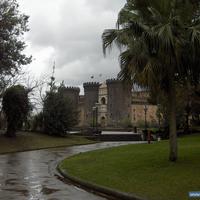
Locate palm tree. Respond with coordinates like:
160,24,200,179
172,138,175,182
102,0,200,161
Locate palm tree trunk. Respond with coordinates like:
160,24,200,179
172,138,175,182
168,78,177,162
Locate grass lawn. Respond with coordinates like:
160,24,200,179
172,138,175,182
0,131,95,154
60,134,200,200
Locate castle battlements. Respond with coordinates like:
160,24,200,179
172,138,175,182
106,78,121,84
83,82,100,88
64,86,80,92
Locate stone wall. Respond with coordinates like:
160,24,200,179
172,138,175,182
58,86,80,108
131,104,158,127
106,79,132,127
78,95,85,127
83,82,100,126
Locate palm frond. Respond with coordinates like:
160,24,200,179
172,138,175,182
157,24,174,54
102,28,134,55
117,2,139,27
189,27,200,50
102,29,118,56
148,6,163,24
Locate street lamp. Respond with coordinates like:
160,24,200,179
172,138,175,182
92,103,100,134
92,106,96,131
144,104,151,143
144,104,148,131
157,104,161,131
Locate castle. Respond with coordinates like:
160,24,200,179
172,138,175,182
62,79,158,128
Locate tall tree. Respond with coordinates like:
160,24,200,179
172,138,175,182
102,0,200,161
2,85,31,137
42,71,78,136
43,86,78,136
0,0,31,90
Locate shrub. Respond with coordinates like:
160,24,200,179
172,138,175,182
2,85,31,137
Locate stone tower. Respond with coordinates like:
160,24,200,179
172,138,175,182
58,86,80,108
83,82,100,126
106,79,132,126
98,83,108,127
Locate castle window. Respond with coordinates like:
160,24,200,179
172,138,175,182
101,97,106,105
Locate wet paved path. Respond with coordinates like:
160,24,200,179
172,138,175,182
0,141,144,200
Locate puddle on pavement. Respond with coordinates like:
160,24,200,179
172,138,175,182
41,186,60,195
5,178,18,185
4,188,29,197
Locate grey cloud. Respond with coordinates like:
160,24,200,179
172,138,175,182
18,0,126,86
84,0,125,12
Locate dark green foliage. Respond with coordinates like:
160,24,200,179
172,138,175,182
43,89,78,136
150,83,200,132
190,87,200,126
149,88,185,128
0,0,31,75
2,85,31,137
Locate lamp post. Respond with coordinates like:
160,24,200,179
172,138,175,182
92,106,97,134
92,107,95,131
144,104,148,131
92,103,100,134
95,103,100,134
157,104,161,131
143,104,149,142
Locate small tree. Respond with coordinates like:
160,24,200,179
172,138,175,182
43,88,78,136
0,0,31,86
2,85,31,137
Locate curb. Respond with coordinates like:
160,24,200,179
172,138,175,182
0,136,97,155
57,163,147,200
0,141,96,155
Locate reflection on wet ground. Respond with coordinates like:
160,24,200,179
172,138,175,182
0,141,144,200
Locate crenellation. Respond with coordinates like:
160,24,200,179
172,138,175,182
65,86,80,92
83,82,100,88
58,86,80,108
106,78,121,84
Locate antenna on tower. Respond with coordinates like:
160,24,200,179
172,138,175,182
52,61,55,78
49,61,56,91
50,61,56,81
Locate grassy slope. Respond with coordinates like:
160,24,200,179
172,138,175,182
0,131,95,154
60,134,200,200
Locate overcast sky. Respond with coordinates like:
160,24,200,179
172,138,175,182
18,0,126,89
